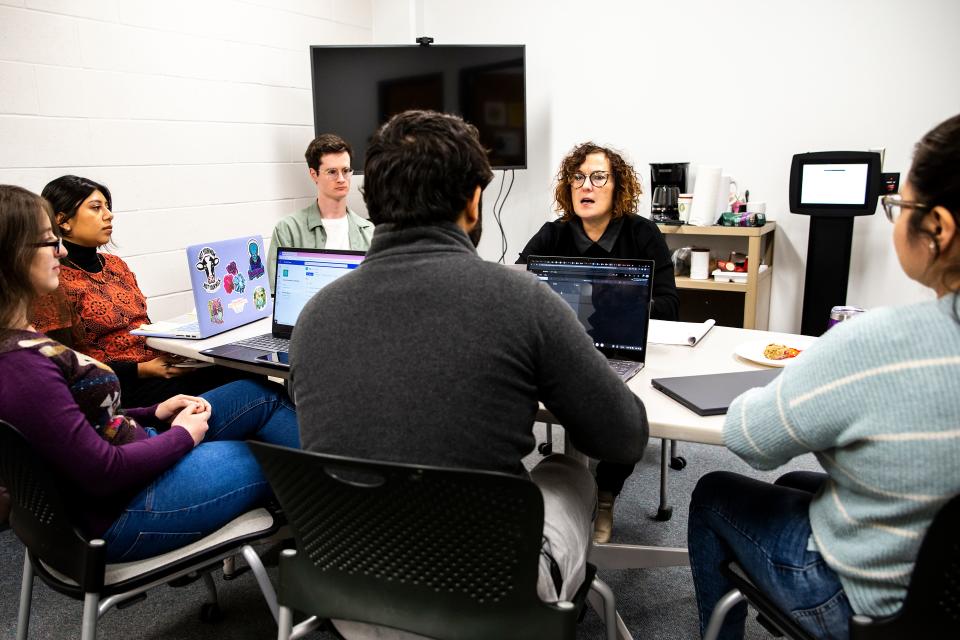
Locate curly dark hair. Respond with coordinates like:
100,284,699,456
908,113,960,295
0,185,56,334
553,142,642,221
362,110,494,227
305,134,353,171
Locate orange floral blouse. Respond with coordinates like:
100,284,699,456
32,253,160,364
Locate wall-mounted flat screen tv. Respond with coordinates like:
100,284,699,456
310,44,526,172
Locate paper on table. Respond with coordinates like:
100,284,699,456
648,319,716,346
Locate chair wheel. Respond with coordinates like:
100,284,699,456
537,442,553,456
670,456,687,470
654,506,673,521
200,602,223,624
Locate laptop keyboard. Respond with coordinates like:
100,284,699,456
177,321,200,333
608,359,644,381
234,333,290,352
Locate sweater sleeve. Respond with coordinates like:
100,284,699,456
1,350,194,497
267,221,293,288
637,223,679,321
722,329,858,469
531,282,649,464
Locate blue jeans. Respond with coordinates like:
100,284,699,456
103,380,299,562
688,470,853,640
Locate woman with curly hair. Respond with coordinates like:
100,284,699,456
517,142,679,543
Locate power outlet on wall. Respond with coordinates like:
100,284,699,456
869,147,886,169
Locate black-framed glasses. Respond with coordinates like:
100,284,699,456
881,194,929,223
31,238,62,252
569,171,611,188
321,167,354,180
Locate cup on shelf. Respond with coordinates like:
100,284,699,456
690,248,711,280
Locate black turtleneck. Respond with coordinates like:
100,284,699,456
62,240,103,273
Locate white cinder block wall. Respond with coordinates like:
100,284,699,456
0,0,373,320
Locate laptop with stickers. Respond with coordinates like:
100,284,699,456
526,255,654,382
130,236,273,339
199,247,365,369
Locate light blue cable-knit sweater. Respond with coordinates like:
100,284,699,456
723,293,960,617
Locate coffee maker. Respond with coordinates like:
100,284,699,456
649,162,689,222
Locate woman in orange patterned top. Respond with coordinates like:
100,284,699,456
32,175,249,407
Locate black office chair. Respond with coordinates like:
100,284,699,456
0,420,285,640
249,442,619,640
704,493,960,640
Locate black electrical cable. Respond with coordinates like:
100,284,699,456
495,169,515,263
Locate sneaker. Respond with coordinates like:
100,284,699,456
593,491,615,544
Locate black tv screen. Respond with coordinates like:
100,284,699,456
310,45,526,172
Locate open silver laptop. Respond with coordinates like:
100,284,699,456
526,255,654,382
131,236,272,339
200,247,364,369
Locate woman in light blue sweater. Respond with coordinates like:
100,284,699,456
688,113,960,640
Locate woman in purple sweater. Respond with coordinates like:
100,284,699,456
0,185,299,562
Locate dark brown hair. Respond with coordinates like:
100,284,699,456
553,142,642,221
908,113,960,294
41,175,112,236
363,110,493,226
0,185,56,332
305,134,353,171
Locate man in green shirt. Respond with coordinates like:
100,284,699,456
267,134,374,284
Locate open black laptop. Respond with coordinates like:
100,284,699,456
201,247,364,370
526,255,654,382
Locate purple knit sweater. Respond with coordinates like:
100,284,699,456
0,330,194,536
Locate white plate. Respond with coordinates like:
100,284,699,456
734,336,817,368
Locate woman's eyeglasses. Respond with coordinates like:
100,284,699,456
881,194,929,223
31,238,62,252
569,171,611,188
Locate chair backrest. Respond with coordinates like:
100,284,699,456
249,442,579,640
851,493,960,638
0,420,105,592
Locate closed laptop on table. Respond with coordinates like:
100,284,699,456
131,236,273,339
201,247,365,370
652,369,781,416
526,255,654,382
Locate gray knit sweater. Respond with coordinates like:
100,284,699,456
290,222,648,475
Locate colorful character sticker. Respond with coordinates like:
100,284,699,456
253,286,267,310
195,247,221,293
247,239,265,280
208,297,224,324
227,297,248,314
223,260,246,294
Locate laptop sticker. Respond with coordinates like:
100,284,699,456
253,286,268,310
208,298,224,324
247,239,265,280
195,247,221,293
224,260,246,294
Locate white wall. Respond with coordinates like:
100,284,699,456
4,0,959,332
0,0,372,319
413,0,960,332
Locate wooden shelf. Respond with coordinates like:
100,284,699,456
658,222,776,330
656,222,776,237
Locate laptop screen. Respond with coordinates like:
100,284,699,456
272,247,365,337
527,256,653,360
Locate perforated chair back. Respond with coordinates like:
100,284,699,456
0,420,105,592
850,493,960,638
249,442,579,640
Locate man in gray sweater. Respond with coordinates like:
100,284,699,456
290,110,649,604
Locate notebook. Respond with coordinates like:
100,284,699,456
130,236,273,339
526,255,654,382
651,369,781,416
200,247,365,369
